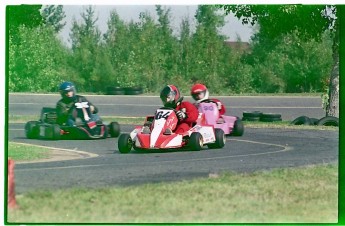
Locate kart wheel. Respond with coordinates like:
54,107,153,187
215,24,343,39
189,132,203,151
231,119,244,136
25,121,39,139
49,124,61,140
109,122,121,137
208,129,225,149
118,133,132,154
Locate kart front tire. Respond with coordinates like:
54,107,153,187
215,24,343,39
231,119,244,136
208,128,225,149
189,132,203,151
109,122,121,137
118,133,132,154
25,121,39,139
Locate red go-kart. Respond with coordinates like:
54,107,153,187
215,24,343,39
117,107,226,153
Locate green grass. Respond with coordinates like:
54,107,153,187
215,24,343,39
7,142,51,161
7,164,338,223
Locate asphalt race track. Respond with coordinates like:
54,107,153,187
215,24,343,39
8,94,338,194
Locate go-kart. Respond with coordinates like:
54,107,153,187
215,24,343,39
25,107,121,140
197,100,244,136
117,107,226,153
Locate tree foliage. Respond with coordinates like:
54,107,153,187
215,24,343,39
41,5,66,32
219,4,339,117
8,4,335,107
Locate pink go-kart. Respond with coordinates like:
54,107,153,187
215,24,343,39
117,107,226,153
197,100,244,136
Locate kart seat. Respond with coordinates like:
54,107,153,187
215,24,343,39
40,107,57,124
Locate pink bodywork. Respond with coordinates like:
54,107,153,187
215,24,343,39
197,102,238,135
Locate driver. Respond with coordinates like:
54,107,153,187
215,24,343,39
160,85,199,134
56,81,100,126
190,83,226,115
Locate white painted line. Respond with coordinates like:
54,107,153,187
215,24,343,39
15,139,292,171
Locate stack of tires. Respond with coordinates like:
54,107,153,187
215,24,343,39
242,111,282,122
290,116,339,127
106,86,143,95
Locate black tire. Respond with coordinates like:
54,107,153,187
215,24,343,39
106,86,125,95
309,118,319,125
242,116,260,121
109,122,121,137
231,119,244,136
260,113,282,119
45,124,61,140
25,121,39,139
260,117,282,122
189,132,203,151
290,116,312,125
317,116,339,127
124,87,143,95
208,129,225,149
260,113,282,122
118,133,133,153
243,111,262,118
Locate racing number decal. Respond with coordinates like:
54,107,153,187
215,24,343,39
155,111,170,120
203,105,214,111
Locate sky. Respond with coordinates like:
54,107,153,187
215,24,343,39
59,5,255,47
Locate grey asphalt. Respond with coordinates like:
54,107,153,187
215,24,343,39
8,94,338,194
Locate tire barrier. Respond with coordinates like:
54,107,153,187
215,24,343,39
106,87,125,95
8,159,17,209
290,116,312,125
317,116,339,126
290,115,339,127
242,111,282,122
106,86,143,95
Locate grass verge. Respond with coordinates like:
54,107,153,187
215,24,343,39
7,142,51,161
7,164,338,223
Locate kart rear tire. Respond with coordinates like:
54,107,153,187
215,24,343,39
25,121,39,139
49,124,61,140
189,132,203,151
109,122,121,137
208,129,225,149
118,133,132,154
231,119,244,136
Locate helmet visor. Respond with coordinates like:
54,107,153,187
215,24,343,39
192,91,205,101
161,91,175,106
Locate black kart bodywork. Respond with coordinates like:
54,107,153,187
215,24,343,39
25,107,120,140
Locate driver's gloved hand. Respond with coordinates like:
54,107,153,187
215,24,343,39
176,110,187,120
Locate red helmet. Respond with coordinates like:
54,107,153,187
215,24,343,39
191,83,209,102
160,85,183,108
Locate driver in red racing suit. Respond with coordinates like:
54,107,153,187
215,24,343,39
190,83,226,116
160,85,199,134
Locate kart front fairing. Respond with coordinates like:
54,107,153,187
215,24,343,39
197,102,237,134
129,108,216,150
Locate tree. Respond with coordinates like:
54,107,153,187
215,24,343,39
69,6,103,91
41,5,66,33
7,5,44,44
220,5,340,117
